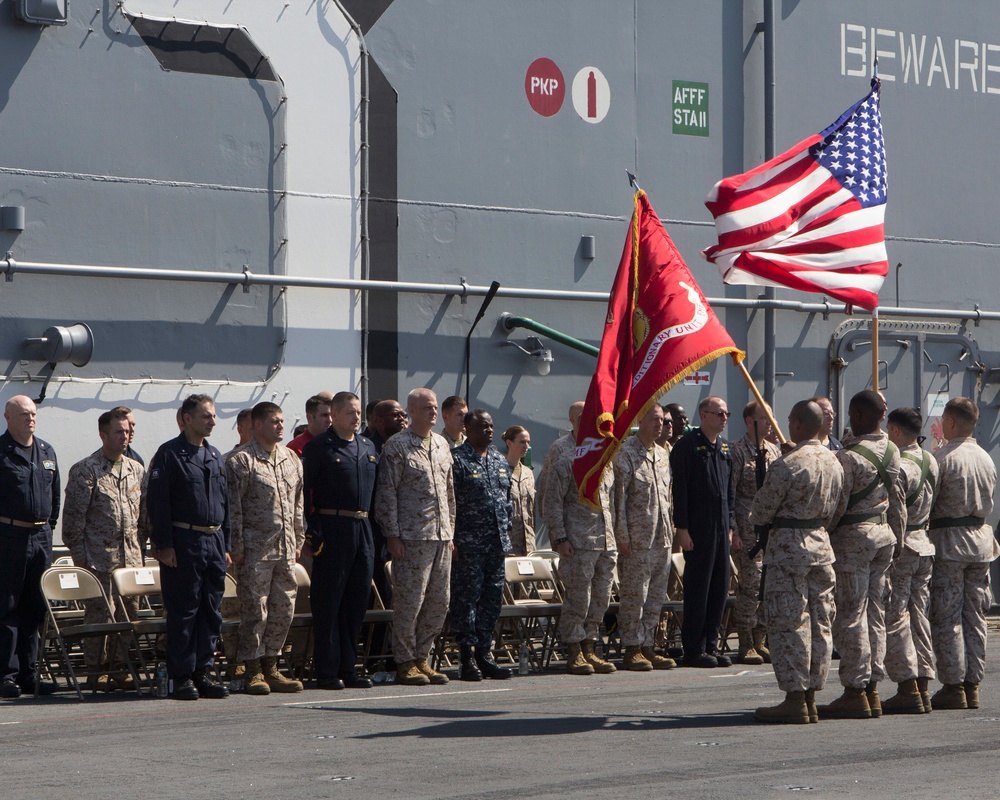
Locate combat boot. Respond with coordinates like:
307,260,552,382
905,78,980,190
566,643,595,675
581,639,616,674
415,658,449,685
865,681,882,718
917,676,932,713
261,657,303,693
805,689,818,723
753,626,771,663
622,646,653,671
459,645,482,682
396,660,431,686
475,647,512,680
817,687,872,719
737,630,764,665
641,646,676,670
931,683,968,710
243,660,270,696
754,691,810,724
964,682,980,709
880,679,924,715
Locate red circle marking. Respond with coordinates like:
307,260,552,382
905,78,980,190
524,58,565,117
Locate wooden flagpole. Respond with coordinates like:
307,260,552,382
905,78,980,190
736,360,787,444
871,307,880,391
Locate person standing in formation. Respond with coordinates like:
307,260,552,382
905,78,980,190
750,400,843,724
670,396,737,668
729,401,781,665
502,425,535,556
62,408,144,690
450,409,514,681
535,401,584,519
440,395,468,449
819,390,906,720
303,392,378,690
375,388,456,686
227,401,305,695
927,397,999,711
881,406,939,714
287,395,333,457
613,404,676,671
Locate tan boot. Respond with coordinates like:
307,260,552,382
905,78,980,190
415,658,449,685
581,639,616,674
817,687,872,720
244,660,271,696
880,679,924,715
753,626,771,664
917,676,932,713
964,682,980,709
641,646,676,670
754,691,810,724
261,656,303,693
931,683,968,710
622,646,653,672
397,660,431,686
737,630,764,665
805,688,818,723
566,643,595,675
865,681,882,719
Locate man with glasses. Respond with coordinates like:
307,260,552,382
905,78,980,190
670,396,738,668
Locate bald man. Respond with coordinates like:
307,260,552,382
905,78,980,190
0,396,60,698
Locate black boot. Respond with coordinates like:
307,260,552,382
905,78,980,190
476,646,512,680
459,645,482,681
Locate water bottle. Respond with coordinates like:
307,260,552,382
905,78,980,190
518,642,530,676
372,671,394,685
155,662,169,698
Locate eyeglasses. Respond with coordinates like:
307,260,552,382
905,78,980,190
705,410,731,419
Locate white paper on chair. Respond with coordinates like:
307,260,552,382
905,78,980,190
59,572,80,589
135,569,155,585
517,560,535,576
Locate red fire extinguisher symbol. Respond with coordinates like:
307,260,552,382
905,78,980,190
587,71,597,118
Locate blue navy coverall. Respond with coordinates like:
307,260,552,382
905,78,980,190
0,431,59,685
146,433,230,680
302,431,377,681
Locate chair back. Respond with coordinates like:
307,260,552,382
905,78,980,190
41,566,106,604
112,566,162,597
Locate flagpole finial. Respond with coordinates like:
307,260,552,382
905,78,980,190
873,55,879,76
626,170,642,192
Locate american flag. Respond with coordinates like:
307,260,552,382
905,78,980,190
702,78,887,311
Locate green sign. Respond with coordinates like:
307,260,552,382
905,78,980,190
672,80,709,137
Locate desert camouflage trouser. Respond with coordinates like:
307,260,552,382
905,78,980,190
930,559,991,686
832,543,893,688
391,540,452,663
236,557,297,661
884,549,934,682
732,531,763,631
558,548,616,644
83,570,139,670
617,547,670,647
765,564,835,693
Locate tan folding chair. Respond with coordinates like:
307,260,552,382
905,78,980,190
497,556,562,669
284,562,314,678
39,566,145,699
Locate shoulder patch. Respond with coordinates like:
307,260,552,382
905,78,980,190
150,468,161,480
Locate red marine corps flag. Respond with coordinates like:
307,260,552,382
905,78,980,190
574,190,744,509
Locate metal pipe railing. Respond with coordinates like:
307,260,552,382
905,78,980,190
500,314,599,357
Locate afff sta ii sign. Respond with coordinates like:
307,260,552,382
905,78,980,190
672,80,709,136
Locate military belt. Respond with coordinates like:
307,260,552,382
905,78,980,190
0,516,47,528
772,517,826,529
928,516,983,529
172,522,221,534
316,508,369,519
905,521,929,532
838,511,888,526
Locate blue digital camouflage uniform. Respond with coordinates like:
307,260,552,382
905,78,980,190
449,442,513,649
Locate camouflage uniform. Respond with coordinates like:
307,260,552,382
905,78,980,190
884,443,939,683
374,428,455,664
508,462,536,556
613,435,673,647
535,433,574,528
227,440,304,661
928,436,1000,686
830,431,907,689
542,449,616,645
730,433,781,632
450,443,513,648
62,450,144,668
748,440,843,693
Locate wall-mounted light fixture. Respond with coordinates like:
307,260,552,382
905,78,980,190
503,335,554,376
580,235,595,260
